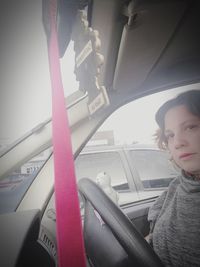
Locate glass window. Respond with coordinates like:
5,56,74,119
0,148,52,214
76,87,187,204
75,151,129,190
129,150,179,189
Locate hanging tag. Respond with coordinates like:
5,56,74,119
72,10,110,115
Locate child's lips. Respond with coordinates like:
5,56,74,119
179,153,196,160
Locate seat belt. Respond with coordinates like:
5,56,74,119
46,0,86,266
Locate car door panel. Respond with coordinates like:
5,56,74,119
122,198,156,237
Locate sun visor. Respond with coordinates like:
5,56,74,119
112,1,188,91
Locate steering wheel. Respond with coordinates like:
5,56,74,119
79,178,164,267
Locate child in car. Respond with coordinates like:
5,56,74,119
147,90,200,266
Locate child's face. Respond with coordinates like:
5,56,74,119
164,105,200,175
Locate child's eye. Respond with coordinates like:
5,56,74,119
185,124,198,130
165,133,174,140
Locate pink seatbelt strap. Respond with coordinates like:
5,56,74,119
47,0,86,266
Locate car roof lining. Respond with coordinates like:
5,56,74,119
113,1,187,90
55,0,200,102
87,0,200,97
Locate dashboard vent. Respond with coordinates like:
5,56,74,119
39,227,57,260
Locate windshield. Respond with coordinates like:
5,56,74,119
0,1,79,152
0,147,52,214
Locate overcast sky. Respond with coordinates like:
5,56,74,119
98,85,197,145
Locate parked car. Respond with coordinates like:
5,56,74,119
75,144,179,205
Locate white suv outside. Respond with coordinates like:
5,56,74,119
75,144,179,205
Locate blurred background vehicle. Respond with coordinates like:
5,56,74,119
76,144,179,205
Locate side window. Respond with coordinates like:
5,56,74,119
75,151,129,191
76,89,183,205
0,148,52,214
129,150,179,189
